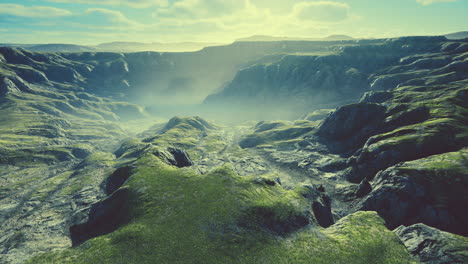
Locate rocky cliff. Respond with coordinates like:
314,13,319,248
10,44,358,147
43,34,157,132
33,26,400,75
1,40,369,108
0,36,467,264
204,37,466,119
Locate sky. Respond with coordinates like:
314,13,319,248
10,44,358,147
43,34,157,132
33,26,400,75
0,0,467,45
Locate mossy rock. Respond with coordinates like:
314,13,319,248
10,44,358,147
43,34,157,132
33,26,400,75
29,154,415,264
316,102,386,140
240,121,315,149
142,116,214,149
303,109,334,121
360,149,468,236
395,223,468,264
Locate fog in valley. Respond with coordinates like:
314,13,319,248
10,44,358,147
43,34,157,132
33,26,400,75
1,1,467,263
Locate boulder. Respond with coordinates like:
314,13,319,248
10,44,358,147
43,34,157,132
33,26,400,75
167,147,193,167
359,150,468,236
298,185,334,228
355,179,372,197
316,103,386,140
394,224,468,264
312,197,334,228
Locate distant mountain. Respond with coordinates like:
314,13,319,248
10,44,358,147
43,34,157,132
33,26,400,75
235,35,354,42
1,35,468,264
0,43,35,49
323,35,354,41
205,36,465,116
444,31,468,40
235,35,295,42
95,42,223,52
1,42,223,53
27,44,97,52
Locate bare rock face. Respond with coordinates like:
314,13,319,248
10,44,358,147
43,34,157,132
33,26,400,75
167,147,193,167
70,188,131,246
316,102,386,140
312,197,334,228
299,185,334,228
355,179,372,198
359,91,393,104
0,75,33,95
359,150,468,237
315,102,386,155
102,166,133,195
394,224,468,264
152,147,193,168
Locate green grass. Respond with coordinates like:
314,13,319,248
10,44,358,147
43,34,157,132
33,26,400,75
362,79,467,157
28,154,415,264
396,149,468,208
144,117,213,149
240,120,315,149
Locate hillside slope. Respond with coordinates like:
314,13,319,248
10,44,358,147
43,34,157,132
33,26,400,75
0,36,467,263
204,37,467,119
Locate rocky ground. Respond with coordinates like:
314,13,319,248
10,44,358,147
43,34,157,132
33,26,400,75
0,36,467,263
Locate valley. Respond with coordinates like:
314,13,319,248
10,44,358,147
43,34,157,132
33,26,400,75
0,36,467,264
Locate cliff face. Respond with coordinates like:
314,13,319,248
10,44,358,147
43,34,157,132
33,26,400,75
1,36,467,264
204,37,464,115
1,40,369,107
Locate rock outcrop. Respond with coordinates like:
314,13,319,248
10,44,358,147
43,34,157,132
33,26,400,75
395,223,468,264
1,36,467,264
204,37,454,114
70,188,132,246
359,149,468,236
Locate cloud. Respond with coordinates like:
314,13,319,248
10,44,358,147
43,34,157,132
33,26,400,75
293,1,350,22
416,0,457,5
155,0,248,19
43,0,168,8
86,8,145,28
0,4,72,17
6,0,355,43
148,0,355,42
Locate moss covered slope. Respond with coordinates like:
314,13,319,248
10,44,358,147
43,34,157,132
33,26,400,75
29,152,415,264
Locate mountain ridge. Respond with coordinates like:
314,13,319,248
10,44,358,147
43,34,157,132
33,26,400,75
0,35,467,264
235,34,355,42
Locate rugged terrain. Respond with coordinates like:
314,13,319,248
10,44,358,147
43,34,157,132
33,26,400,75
0,36,467,264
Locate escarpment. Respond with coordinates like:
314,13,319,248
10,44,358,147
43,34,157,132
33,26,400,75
1,36,467,264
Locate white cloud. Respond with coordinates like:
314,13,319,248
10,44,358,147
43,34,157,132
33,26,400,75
153,1,352,25
8,0,355,43
43,0,168,8
0,4,72,17
86,8,145,28
293,1,350,22
155,0,248,19
149,1,355,43
416,0,458,5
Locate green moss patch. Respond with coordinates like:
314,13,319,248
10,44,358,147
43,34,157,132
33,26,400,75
240,120,315,149
29,154,415,264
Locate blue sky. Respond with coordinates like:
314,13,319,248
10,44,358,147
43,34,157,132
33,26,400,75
0,0,467,44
